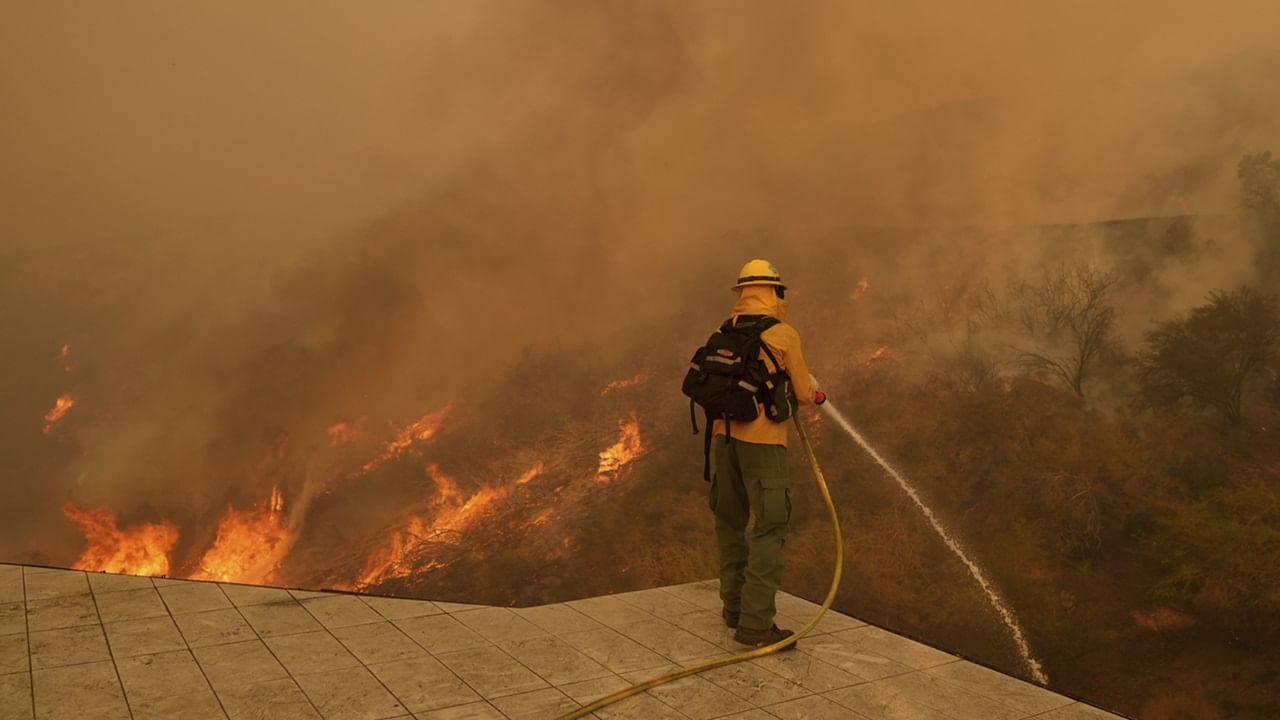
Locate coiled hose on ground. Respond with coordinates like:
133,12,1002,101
556,414,843,719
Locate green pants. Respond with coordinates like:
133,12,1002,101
710,437,791,631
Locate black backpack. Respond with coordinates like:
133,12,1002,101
682,315,789,481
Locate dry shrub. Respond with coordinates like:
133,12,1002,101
1040,471,1103,559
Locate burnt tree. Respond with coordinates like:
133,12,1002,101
1009,264,1119,400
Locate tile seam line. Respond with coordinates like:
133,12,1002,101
816,685,932,720
430,642,566,705
777,693,881,720
492,635,613,688
1025,702,1130,719
556,624,676,678
881,666,1044,720
801,641,948,684
296,592,447,717
696,663,814,713
85,571,137,720
465,621,662,709
385,626,499,709
632,674,711,720
217,585,326,719
620,627,735,668
22,566,35,720
517,605,608,636
390,605,578,704
612,589,701,618
159,578,234,719
753,663,866,698
600,619,779,719
921,660,1069,717
27,654,150,674
873,671,1032,720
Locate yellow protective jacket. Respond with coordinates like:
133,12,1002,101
711,284,817,447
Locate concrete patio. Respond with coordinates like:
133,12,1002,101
0,562,1125,719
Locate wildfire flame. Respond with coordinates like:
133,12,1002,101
527,507,555,528
345,516,447,590
430,464,462,503
63,504,179,577
59,343,71,372
193,486,289,584
596,416,645,483
348,465,511,589
601,372,651,396
864,346,890,366
356,405,452,476
850,276,871,301
326,420,361,447
43,394,76,434
431,485,505,539
515,461,545,485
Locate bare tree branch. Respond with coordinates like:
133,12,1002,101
1008,264,1119,399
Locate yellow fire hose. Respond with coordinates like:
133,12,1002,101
557,415,843,719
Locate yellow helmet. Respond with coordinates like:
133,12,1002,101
731,259,786,291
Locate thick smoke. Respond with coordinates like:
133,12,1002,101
2,1,1279,562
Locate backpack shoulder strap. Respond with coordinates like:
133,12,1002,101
702,408,714,482
736,316,783,372
759,340,782,375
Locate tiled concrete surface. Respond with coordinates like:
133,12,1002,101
0,563,1126,720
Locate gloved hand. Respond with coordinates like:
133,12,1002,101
809,374,826,404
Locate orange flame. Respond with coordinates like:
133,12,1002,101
341,516,447,590
601,372,652,396
326,420,361,447
864,346,890,366
850,277,871,301
356,405,452,476
59,343,72,372
63,504,179,577
515,460,545,485
596,416,645,483
527,507,555,528
349,466,508,589
192,486,289,584
432,486,505,538
43,394,76,434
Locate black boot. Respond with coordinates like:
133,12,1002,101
733,624,797,650
721,607,740,628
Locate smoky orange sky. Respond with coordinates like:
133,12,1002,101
3,0,1279,258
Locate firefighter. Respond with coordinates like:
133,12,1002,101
711,259,821,649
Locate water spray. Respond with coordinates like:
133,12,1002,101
820,400,1048,684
